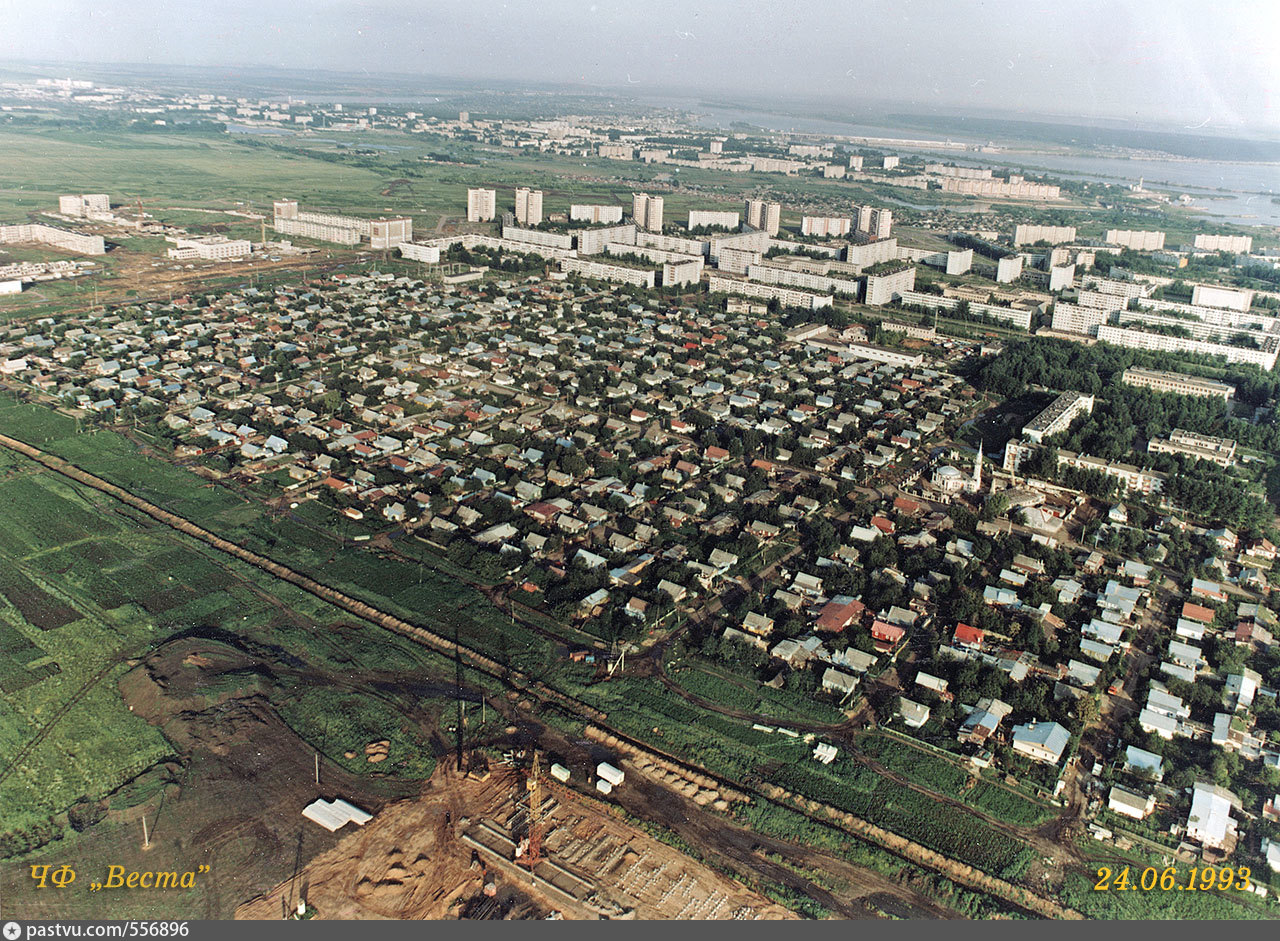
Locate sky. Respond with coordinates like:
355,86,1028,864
3,0,1279,133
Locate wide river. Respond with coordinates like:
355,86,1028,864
687,105,1280,228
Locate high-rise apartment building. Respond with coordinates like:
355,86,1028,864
744,199,780,236
852,205,892,240
632,193,664,232
467,188,497,223
514,188,543,226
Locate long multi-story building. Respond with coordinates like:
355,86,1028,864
925,164,992,180
708,274,833,310
1191,284,1253,312
632,193,664,232
58,194,110,217
716,246,763,275
569,204,624,224
899,291,1032,330
636,231,706,256
501,225,573,252
605,241,703,278
514,188,543,226
1076,290,1130,312
1105,230,1166,251
560,257,656,288
801,216,851,238
1013,224,1076,246
1095,324,1280,371
688,210,740,230
852,205,892,240
1003,440,1166,495
598,143,634,160
1120,367,1236,401
0,223,105,255
746,263,860,298
943,177,1060,200
844,238,899,269
1194,234,1253,253
744,199,780,236
273,217,361,244
1148,429,1236,467
1023,391,1095,444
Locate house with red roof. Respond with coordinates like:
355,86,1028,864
871,620,906,652
1181,601,1216,624
953,623,984,650
816,599,867,633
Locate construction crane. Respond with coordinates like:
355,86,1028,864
519,750,544,870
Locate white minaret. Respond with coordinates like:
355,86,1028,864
972,441,983,492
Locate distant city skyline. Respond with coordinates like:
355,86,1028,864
2,0,1278,134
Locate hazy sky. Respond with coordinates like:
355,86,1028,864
3,0,1279,132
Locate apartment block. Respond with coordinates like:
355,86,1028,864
708,274,833,310
1194,233,1253,253
688,210,740,230
801,216,851,238
632,193,664,233
58,194,110,217
1120,367,1236,401
0,223,105,254
467,188,497,223
1105,230,1166,251
744,199,780,236
514,187,543,226
852,205,892,240
569,204,624,224
371,218,413,250
863,266,916,306
1013,224,1076,246
560,257,656,288
1148,429,1237,467
1023,391,1095,444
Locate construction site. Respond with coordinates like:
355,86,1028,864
236,758,794,921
